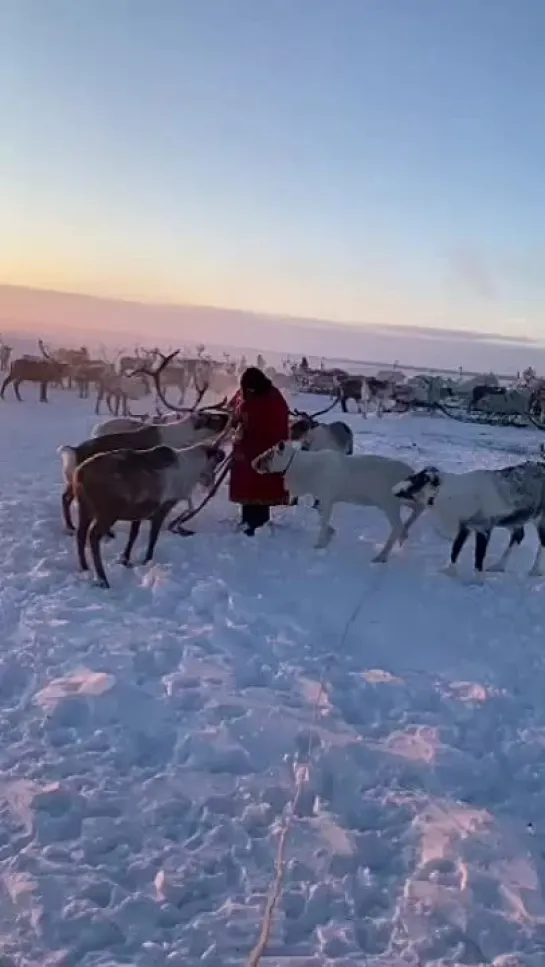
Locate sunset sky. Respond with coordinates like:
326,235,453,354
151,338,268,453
3,0,545,343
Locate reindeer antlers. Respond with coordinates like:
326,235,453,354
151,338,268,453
38,339,57,364
130,350,181,412
130,350,214,415
290,396,339,422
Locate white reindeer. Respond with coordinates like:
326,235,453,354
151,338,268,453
253,442,424,560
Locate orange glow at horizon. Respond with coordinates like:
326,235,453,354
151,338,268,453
1,244,541,344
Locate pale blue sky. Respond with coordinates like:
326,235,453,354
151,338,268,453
2,0,545,340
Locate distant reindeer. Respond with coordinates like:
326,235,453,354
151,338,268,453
95,370,150,417
0,344,12,372
0,341,67,402
337,375,393,418
73,360,108,399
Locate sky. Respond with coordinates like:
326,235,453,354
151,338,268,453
2,0,545,348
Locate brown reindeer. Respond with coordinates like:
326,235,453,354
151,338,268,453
0,342,67,402
58,406,231,534
73,442,225,587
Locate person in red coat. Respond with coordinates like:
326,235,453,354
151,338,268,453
229,367,290,535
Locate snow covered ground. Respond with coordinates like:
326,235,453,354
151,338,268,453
1,389,545,966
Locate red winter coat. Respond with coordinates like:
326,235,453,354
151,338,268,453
229,386,290,506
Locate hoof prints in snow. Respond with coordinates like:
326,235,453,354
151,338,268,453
0,397,544,963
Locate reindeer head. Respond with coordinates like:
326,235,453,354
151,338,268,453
289,415,315,441
392,466,443,506
198,444,226,488
252,440,294,475
190,409,231,435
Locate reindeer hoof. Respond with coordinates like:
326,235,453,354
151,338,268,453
119,558,133,568
371,554,388,564
169,523,195,536
466,571,485,586
105,530,116,541
64,527,76,536
439,563,458,578
486,561,506,573
93,578,110,590
314,526,335,549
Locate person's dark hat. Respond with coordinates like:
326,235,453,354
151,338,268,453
240,367,272,397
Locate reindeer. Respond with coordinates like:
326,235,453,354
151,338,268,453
73,360,109,399
253,443,423,558
95,370,150,417
337,375,393,418
0,342,67,402
288,397,350,510
118,347,157,376
53,346,90,389
72,442,225,588
58,356,231,534
0,344,12,372
152,358,191,404
289,403,351,454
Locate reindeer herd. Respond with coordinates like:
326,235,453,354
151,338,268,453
50,349,346,587
295,364,545,429
3,338,545,588
0,341,243,415
2,337,545,430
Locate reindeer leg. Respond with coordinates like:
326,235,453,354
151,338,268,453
528,520,545,578
88,519,111,589
440,524,470,577
14,380,22,401
142,503,175,564
399,504,424,544
76,502,92,572
372,507,404,563
314,501,335,548
470,529,491,583
120,521,141,567
62,485,76,533
0,374,12,399
488,526,524,573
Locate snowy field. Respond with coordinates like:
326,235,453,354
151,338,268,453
1,390,545,967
